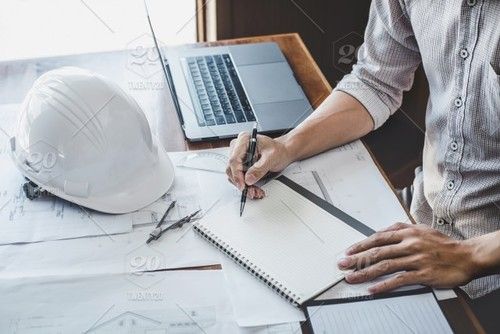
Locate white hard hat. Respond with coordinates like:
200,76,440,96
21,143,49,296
10,67,174,214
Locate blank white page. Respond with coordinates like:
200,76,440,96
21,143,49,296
194,179,367,305
307,292,453,334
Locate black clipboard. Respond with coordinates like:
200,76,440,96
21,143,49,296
303,287,452,333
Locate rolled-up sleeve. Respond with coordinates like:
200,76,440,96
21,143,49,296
334,0,422,129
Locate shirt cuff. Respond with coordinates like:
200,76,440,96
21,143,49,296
334,74,392,129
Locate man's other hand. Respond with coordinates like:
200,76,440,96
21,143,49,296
337,223,479,294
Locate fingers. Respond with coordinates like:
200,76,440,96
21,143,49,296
346,230,406,255
226,165,244,191
380,222,411,232
345,255,420,284
227,177,265,199
337,244,409,270
368,272,421,294
247,186,265,199
228,132,284,188
228,132,251,190
245,152,271,185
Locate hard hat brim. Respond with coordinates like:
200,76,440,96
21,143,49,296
15,144,175,215
77,144,175,214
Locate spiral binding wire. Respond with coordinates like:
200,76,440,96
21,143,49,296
193,223,302,306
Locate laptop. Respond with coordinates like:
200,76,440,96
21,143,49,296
146,5,312,141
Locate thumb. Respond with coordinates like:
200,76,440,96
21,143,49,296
245,154,271,185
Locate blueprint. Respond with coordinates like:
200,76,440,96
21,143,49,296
0,148,227,245
0,105,132,243
0,270,234,333
0,152,133,244
0,269,300,334
0,105,231,244
172,140,409,233
0,224,222,279
209,141,409,327
0,101,410,330
283,140,408,232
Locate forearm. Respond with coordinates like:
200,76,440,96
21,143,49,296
467,230,500,278
278,91,374,162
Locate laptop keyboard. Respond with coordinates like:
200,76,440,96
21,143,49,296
185,54,256,126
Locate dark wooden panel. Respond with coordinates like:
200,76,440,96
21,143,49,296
214,0,427,188
216,0,369,88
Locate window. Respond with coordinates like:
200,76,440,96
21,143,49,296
0,0,196,61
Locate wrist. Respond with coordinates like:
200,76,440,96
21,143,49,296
276,134,299,165
463,236,492,279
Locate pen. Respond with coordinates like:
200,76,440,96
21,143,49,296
240,122,258,217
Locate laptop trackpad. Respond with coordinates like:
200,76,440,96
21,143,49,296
238,62,304,104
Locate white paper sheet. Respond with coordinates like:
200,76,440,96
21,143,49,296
0,148,222,245
206,142,409,327
284,140,409,231
221,256,306,327
1,100,413,330
0,269,301,334
317,275,424,300
0,154,133,244
307,292,453,334
131,151,217,227
1,105,132,244
0,103,228,245
169,142,407,234
0,224,221,279
175,150,309,329
432,288,457,301
0,270,238,333
170,142,412,327
196,179,367,305
316,274,456,301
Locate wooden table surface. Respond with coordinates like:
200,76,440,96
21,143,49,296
0,33,484,334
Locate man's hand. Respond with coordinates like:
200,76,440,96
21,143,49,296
337,223,479,294
226,132,293,199
225,91,375,199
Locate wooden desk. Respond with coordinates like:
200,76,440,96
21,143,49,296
0,33,484,334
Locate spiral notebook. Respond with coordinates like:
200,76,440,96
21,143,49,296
194,176,375,306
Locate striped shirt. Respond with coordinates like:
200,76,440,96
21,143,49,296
335,0,500,298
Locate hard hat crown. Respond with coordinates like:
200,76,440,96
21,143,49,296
11,67,174,213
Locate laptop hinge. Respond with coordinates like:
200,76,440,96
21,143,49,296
163,61,184,126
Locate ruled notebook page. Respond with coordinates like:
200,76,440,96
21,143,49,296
195,180,367,304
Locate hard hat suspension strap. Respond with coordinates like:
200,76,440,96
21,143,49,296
22,179,52,200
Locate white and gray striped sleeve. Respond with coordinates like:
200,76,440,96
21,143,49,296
334,0,422,129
